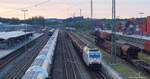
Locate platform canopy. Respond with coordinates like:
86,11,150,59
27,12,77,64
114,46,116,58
0,31,31,40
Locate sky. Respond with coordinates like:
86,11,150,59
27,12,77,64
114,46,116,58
0,0,150,19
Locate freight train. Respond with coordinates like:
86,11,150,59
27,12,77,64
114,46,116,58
143,41,150,54
95,30,150,73
22,30,59,79
67,32,102,70
95,30,150,55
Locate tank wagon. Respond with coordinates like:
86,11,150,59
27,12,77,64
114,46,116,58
67,32,102,70
22,30,59,79
95,30,150,74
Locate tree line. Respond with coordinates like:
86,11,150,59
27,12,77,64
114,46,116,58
0,16,45,26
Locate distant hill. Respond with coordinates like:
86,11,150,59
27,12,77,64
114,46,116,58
45,18,64,22
45,18,64,26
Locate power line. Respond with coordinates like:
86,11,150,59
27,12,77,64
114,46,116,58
0,0,50,15
0,6,17,10
20,0,50,10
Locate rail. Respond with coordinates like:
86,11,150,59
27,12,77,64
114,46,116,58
61,32,80,79
3,33,49,79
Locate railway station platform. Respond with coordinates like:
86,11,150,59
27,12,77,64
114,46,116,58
0,33,42,60
0,31,33,49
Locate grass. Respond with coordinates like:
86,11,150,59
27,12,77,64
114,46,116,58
75,32,149,79
139,52,150,63
100,49,149,79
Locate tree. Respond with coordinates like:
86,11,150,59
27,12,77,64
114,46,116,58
64,17,91,30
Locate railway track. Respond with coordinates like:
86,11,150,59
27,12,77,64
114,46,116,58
0,50,23,68
51,31,91,79
51,31,106,79
61,32,81,79
63,31,106,79
50,32,64,79
91,72,106,79
72,32,106,79
78,31,150,78
77,32,95,44
3,33,49,79
0,37,36,68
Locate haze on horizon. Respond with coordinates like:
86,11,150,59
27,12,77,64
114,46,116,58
0,0,149,19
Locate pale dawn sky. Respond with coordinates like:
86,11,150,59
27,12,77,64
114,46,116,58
0,0,149,19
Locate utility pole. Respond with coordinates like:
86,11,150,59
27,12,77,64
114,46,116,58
90,0,93,19
80,9,82,17
111,0,117,65
21,9,28,56
20,9,28,75
73,12,75,18
21,9,28,32
90,0,94,30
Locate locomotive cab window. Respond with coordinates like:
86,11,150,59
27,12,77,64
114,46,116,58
89,53,100,58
